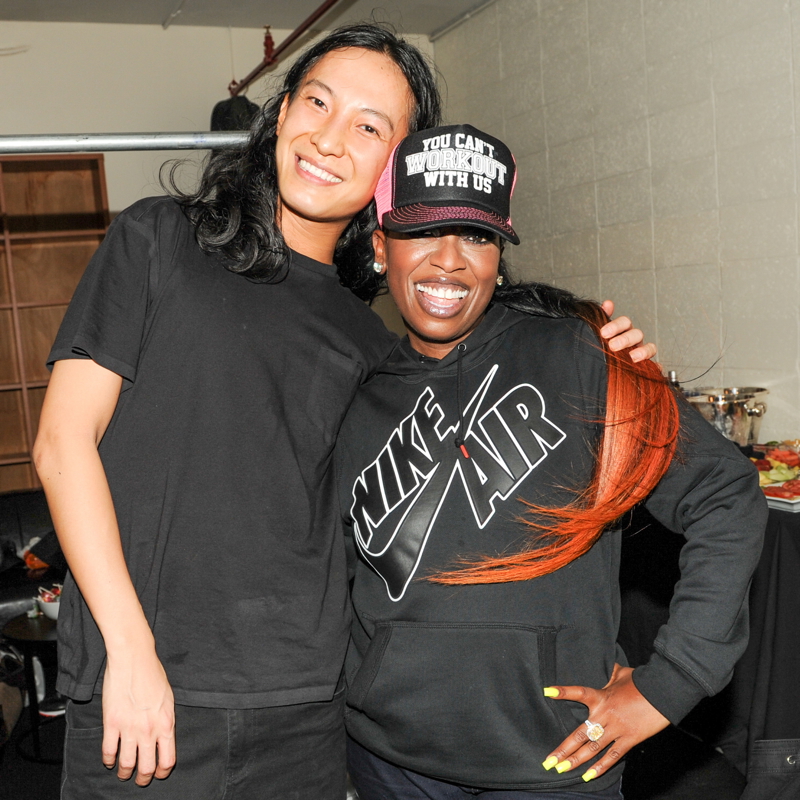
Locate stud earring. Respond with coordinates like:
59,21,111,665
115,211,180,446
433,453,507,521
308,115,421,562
373,262,383,274
496,275,504,286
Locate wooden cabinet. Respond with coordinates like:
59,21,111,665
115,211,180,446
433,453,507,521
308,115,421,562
0,155,109,492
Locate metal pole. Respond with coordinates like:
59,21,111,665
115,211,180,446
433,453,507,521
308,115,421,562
0,132,249,155
229,0,343,96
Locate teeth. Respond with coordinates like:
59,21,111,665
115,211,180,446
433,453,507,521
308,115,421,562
417,284,468,300
298,158,342,183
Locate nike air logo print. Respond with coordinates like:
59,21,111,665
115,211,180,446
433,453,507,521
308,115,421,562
350,365,566,600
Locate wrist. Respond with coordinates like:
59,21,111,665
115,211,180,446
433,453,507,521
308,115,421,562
103,624,157,661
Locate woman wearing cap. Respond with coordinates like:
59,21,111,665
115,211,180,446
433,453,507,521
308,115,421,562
336,124,766,798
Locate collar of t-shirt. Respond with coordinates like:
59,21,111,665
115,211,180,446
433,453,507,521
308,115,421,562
289,248,337,278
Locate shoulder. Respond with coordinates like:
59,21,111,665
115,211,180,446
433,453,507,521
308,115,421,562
503,309,600,354
340,294,398,369
108,197,199,265
114,196,191,234
334,292,397,373
317,275,395,337
498,310,606,408
675,397,757,466
287,260,397,372
86,199,203,300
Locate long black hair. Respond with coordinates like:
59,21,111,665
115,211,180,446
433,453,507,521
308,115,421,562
165,23,441,299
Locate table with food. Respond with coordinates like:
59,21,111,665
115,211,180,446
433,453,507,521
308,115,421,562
751,441,800,510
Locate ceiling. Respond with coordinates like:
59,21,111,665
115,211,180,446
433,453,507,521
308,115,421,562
0,0,477,37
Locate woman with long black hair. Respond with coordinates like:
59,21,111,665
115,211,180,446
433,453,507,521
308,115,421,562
337,124,766,799
34,25,441,800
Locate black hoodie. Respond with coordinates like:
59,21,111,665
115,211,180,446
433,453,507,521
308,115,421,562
336,304,766,792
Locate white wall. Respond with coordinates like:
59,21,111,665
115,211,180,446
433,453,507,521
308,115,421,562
0,21,290,211
0,20,433,214
434,0,800,442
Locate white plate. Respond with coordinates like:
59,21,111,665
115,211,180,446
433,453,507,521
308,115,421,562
763,481,800,512
765,495,800,512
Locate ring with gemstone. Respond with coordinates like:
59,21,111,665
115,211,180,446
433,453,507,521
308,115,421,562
584,720,605,742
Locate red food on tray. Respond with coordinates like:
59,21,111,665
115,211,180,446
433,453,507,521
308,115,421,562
763,486,794,498
766,448,800,468
763,484,800,499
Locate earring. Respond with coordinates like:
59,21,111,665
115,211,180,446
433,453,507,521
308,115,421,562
373,262,383,274
496,275,504,286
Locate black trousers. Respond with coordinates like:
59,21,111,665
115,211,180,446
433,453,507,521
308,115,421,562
60,690,346,800
347,736,623,800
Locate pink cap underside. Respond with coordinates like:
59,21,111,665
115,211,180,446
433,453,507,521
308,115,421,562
374,144,399,224
388,204,516,237
510,153,517,201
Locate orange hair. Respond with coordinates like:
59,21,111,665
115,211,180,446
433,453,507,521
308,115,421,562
429,303,680,585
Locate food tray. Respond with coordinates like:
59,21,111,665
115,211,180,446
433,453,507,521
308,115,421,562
765,494,800,512
762,479,800,512
755,445,800,511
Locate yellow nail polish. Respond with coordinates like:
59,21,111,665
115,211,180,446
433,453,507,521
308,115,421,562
542,756,558,771
582,769,597,782
555,760,571,773
543,687,560,698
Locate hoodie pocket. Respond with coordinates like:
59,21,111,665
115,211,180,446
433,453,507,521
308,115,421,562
346,621,582,786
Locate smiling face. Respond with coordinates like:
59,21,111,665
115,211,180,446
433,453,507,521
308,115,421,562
375,226,503,359
275,48,412,259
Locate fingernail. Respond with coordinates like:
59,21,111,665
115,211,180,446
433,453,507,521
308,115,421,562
543,687,560,698
555,760,571,773
582,769,597,782
542,756,558,770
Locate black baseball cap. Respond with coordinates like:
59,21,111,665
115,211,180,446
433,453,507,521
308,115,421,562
374,123,519,245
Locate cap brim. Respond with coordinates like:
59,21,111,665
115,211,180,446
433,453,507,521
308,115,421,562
382,203,520,245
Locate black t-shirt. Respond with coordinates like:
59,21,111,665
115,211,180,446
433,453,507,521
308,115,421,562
48,197,396,707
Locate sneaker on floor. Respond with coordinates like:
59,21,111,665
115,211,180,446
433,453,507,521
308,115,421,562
39,694,66,718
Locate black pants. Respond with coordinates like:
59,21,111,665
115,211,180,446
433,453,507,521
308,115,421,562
61,690,346,800
347,736,623,800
